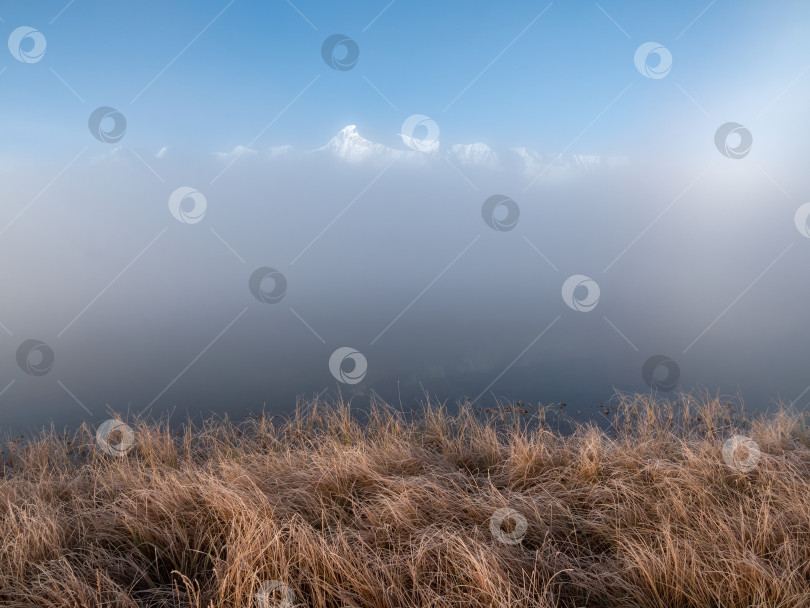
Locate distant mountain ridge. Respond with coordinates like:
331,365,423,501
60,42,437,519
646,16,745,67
210,124,628,176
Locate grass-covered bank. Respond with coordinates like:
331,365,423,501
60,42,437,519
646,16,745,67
1,394,809,607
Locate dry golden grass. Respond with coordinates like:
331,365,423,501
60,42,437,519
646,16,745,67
1,393,809,607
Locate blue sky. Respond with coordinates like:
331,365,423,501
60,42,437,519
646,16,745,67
2,1,809,158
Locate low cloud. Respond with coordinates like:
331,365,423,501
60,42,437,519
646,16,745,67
215,145,259,161
447,143,499,169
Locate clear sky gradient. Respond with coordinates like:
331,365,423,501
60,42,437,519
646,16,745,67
1,1,808,157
